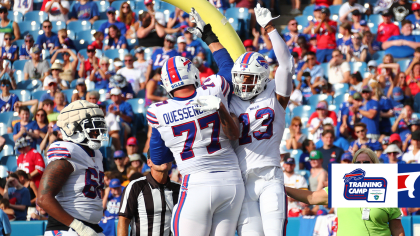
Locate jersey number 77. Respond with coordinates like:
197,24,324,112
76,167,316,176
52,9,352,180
172,112,221,161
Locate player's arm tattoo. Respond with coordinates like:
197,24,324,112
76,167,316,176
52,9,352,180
219,103,240,140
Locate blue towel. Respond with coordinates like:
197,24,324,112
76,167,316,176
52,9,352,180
298,216,317,236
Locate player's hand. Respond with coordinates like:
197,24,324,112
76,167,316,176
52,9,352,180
254,3,279,28
187,8,206,38
70,219,99,236
191,95,221,112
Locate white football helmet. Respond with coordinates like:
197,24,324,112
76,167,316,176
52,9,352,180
57,100,108,150
231,52,270,100
161,56,200,97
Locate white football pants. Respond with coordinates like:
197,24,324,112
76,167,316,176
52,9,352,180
44,229,105,236
171,170,245,236
237,166,288,236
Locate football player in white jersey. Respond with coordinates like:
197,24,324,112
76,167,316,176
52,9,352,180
146,8,245,236
38,100,108,236
228,5,294,236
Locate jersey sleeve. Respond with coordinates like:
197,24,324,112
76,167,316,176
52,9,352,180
202,75,231,102
213,48,233,91
46,142,84,172
146,105,160,128
34,151,45,174
149,128,174,165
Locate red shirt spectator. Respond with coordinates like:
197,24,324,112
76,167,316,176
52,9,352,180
199,67,215,84
376,10,400,42
308,110,338,126
293,45,317,58
314,20,337,49
313,0,333,7
91,40,103,50
17,148,45,188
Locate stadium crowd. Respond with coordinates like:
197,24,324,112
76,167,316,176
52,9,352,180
0,0,419,234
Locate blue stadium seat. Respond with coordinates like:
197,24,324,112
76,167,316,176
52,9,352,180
349,61,367,74
12,60,28,71
66,30,76,40
0,113,13,135
62,89,76,102
23,11,48,23
1,155,17,172
126,98,147,131
135,3,148,11
18,21,40,34
333,83,349,96
33,0,43,10
67,20,92,33
77,30,95,43
329,5,341,15
334,93,349,106
14,39,24,51
398,59,411,72
307,94,333,106
295,15,308,28
26,30,44,41
95,0,110,12
0,145,13,156
111,1,135,10
290,149,303,171
10,89,31,102
93,20,107,31
320,63,329,79
98,89,107,102
86,81,96,91
13,70,25,83
74,39,92,51
372,50,386,63
302,5,314,16
292,105,315,118
51,21,66,33
368,14,382,26
7,11,23,23
99,12,108,20
31,90,47,100
225,7,250,36
228,18,241,35
127,38,137,50
104,49,129,61
156,1,175,11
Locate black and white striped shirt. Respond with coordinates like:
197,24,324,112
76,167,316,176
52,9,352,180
119,173,180,236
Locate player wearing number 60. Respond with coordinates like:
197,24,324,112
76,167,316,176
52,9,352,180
38,100,109,236
228,4,293,236
146,8,245,236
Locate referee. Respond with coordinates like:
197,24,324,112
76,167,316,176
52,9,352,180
118,151,180,236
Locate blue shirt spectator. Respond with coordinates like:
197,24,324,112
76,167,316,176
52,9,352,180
0,80,19,112
349,138,382,152
107,35,128,50
0,209,11,236
99,179,123,236
184,32,202,56
13,121,39,149
315,134,350,151
107,88,134,126
36,21,60,51
6,184,31,221
359,86,380,136
98,7,127,38
1,45,17,61
149,47,179,71
208,0,230,10
379,95,394,135
69,0,99,22
382,19,420,58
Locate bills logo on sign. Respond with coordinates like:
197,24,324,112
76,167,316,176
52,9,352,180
398,164,420,207
343,168,387,202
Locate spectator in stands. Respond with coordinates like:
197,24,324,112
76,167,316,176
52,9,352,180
91,31,104,50
117,2,138,39
128,153,143,172
1,33,17,62
317,123,350,151
50,62,69,89
90,57,113,90
78,45,99,79
15,170,37,206
351,11,366,32
384,144,406,163
30,205,48,221
51,48,78,82
392,72,411,97
288,82,303,111
346,32,368,62
145,68,168,106
0,199,15,221
349,72,363,92
113,60,124,73
134,47,148,74
33,109,48,140
402,130,420,163
359,85,381,139
328,49,350,84
308,100,338,125
52,91,66,113
68,0,99,24
41,99,54,116
309,102,336,144
57,29,75,51
0,6,20,43
283,158,308,190
19,35,35,60
99,7,127,39
118,54,145,95
292,36,316,60
340,92,361,137
383,20,420,59
104,25,128,50
392,104,414,142
107,74,135,100
406,3,420,25
11,107,39,144
108,87,134,142
371,85,393,136
44,0,70,22
314,7,337,63
176,36,193,60
406,62,420,96
113,150,128,180
167,7,189,29
377,10,400,43
296,51,324,99
146,34,179,80
71,79,87,102
0,79,18,112
336,22,352,55
300,139,316,170
23,45,49,81
362,31,381,56
284,19,303,53
286,117,307,150
389,86,405,116
317,130,345,170
100,178,122,236
308,150,328,190
0,0,10,10
229,0,256,31
126,137,139,156
36,20,60,52
184,30,202,57
390,0,412,22
339,0,367,23
403,119,420,151
340,152,353,163
192,56,214,84
303,5,323,35
2,173,31,221
349,122,382,155
252,27,272,54
137,12,165,47
144,0,166,26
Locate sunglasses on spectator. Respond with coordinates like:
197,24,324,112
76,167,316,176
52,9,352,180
4,38,10,41
124,59,133,62
36,113,45,117
107,11,116,14
101,63,109,65
356,129,365,133
289,22,297,26
0,84,10,87
43,25,52,28
87,50,95,53
361,91,370,93
0,11,7,14
122,6,129,9
25,40,32,42
307,57,315,60
355,161,371,164
48,83,57,86
114,158,122,160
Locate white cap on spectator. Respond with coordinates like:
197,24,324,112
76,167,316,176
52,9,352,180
114,61,124,67
100,57,110,64
129,154,141,162
368,60,377,67
383,144,402,155
165,34,176,42
177,36,186,44
76,78,85,85
110,87,122,96
43,75,58,87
